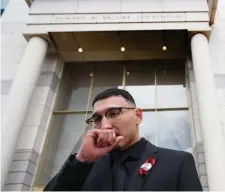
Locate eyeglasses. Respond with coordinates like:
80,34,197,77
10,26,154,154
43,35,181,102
85,107,135,128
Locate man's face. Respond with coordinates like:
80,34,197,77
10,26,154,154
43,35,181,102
92,96,143,150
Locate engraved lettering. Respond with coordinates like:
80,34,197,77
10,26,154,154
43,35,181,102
53,13,186,24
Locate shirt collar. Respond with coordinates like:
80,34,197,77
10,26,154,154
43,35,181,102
111,138,147,162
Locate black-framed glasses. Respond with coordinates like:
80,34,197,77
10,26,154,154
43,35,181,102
85,107,135,128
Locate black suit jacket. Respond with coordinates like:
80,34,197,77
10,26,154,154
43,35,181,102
44,141,202,191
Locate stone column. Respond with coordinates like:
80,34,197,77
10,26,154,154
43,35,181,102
191,33,225,190
1,36,48,188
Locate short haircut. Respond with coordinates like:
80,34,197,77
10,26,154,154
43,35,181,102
92,88,136,107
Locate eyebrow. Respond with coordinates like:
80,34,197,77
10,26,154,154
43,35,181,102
91,113,101,117
92,107,119,117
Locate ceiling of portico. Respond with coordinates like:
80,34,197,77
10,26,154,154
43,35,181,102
49,30,188,62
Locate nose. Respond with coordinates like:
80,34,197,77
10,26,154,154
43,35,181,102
100,116,113,130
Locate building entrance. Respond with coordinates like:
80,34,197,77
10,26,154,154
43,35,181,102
33,59,191,189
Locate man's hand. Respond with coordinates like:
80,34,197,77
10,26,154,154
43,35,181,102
76,129,123,162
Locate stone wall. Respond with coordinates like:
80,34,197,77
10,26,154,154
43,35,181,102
186,58,209,191
3,55,64,191
209,0,225,140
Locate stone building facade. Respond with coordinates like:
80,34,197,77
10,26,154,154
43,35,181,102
1,0,225,191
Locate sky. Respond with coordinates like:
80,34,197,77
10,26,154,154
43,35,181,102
1,0,9,9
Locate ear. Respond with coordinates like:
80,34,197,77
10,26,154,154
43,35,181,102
135,108,143,125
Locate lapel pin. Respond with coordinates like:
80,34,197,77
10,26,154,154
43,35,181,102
139,157,156,176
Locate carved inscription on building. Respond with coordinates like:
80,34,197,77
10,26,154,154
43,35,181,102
53,14,98,23
52,13,186,24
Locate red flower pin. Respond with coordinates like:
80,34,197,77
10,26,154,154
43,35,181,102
139,157,156,176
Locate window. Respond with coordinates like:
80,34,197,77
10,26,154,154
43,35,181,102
124,61,190,151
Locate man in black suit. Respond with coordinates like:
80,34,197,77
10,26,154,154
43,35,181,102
44,88,202,191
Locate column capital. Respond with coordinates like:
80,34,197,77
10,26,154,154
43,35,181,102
28,35,50,47
189,32,210,43
191,32,208,41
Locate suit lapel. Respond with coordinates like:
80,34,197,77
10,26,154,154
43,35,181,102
99,154,114,191
112,162,126,191
127,142,159,191
84,154,113,191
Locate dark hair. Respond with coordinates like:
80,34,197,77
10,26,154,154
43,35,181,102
92,88,136,107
